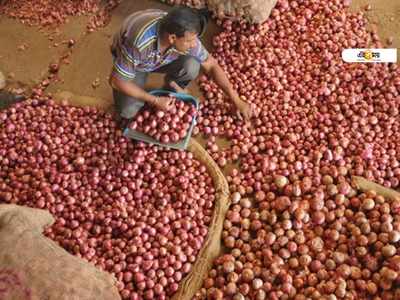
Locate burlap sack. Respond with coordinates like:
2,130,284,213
0,71,5,90
207,0,277,23
0,205,121,300
352,176,400,201
171,138,230,300
160,0,277,23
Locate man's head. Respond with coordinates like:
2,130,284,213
159,7,206,53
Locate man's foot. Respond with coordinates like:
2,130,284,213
0,91,25,110
112,112,129,131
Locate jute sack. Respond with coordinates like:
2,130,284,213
171,138,230,300
352,176,400,200
207,0,277,23
0,71,5,90
0,204,121,300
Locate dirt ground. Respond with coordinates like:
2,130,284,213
0,0,399,112
350,0,400,48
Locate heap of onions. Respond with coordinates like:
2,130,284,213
0,98,216,300
0,0,120,30
129,98,197,144
192,0,400,298
195,0,400,190
195,179,400,299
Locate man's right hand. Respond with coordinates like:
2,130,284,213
150,96,176,111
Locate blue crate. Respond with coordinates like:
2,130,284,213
123,90,199,150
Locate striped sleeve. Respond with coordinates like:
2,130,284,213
188,38,209,63
112,46,141,81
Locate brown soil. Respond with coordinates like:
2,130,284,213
351,0,400,49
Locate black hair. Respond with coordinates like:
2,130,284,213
159,7,210,38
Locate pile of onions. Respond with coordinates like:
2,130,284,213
195,179,400,299
0,0,120,30
129,99,197,144
195,0,400,189
0,98,216,300
192,0,400,298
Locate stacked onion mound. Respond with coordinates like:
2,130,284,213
0,99,215,300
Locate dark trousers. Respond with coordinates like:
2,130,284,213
113,55,200,119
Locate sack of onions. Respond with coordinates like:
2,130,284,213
207,0,277,23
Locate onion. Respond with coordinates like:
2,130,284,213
274,175,288,189
382,245,396,257
231,192,241,204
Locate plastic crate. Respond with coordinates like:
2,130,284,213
123,89,199,150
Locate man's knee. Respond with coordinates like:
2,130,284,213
181,56,200,80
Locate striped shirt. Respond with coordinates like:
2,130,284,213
111,9,209,80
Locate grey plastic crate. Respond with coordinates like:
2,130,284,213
123,90,199,150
